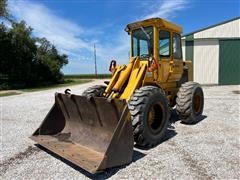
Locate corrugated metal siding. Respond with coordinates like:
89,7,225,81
194,40,219,84
182,40,185,60
194,19,240,38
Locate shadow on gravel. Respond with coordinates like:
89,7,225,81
134,128,177,151
36,145,145,179
136,110,208,150
170,109,207,125
181,115,207,125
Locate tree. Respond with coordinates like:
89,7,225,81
0,21,68,87
0,0,8,17
12,21,37,81
0,23,10,79
0,0,12,22
0,21,37,83
35,38,68,82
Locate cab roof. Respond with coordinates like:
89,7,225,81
125,18,182,34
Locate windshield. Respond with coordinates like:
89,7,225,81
132,26,153,58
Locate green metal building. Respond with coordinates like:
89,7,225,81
182,17,240,85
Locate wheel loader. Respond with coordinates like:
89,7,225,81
31,18,204,173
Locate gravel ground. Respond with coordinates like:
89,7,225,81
1,80,239,179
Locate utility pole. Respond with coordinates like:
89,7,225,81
94,43,97,77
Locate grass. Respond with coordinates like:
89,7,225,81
0,73,110,93
65,74,111,79
0,78,92,94
22,79,92,92
0,92,22,97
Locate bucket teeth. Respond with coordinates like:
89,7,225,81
31,93,133,173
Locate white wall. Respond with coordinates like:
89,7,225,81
194,39,219,84
194,18,240,39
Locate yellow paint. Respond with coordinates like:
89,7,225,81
125,18,182,34
120,59,148,100
104,18,193,106
184,61,193,81
112,57,136,92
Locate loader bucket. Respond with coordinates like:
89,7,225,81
30,93,134,173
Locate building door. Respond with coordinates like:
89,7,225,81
185,41,194,61
219,39,240,85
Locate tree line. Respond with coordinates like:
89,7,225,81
0,0,68,89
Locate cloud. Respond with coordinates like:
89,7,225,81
8,0,129,73
97,31,130,62
8,0,94,54
143,0,188,20
8,0,109,74
7,0,188,74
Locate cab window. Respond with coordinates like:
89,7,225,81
159,30,170,57
132,26,153,58
173,33,182,59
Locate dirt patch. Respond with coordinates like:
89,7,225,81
232,90,240,94
168,141,215,179
0,91,22,97
0,146,40,175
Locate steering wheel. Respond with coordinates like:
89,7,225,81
140,54,149,58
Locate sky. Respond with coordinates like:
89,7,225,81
6,0,240,74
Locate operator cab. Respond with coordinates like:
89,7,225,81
125,18,183,62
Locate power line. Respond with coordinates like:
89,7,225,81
93,43,97,77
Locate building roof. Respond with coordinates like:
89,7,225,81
125,18,182,34
183,16,240,37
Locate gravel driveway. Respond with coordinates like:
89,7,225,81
1,80,239,179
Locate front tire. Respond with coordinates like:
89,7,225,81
82,85,106,97
176,82,204,124
128,86,170,147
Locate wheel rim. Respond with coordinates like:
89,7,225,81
193,89,202,114
147,103,164,134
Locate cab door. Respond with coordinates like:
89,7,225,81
158,30,183,82
171,32,183,81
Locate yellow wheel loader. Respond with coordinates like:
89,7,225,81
31,18,204,173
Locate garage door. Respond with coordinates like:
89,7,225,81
219,39,240,85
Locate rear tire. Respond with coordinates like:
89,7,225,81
82,85,106,97
176,82,204,124
128,86,170,147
